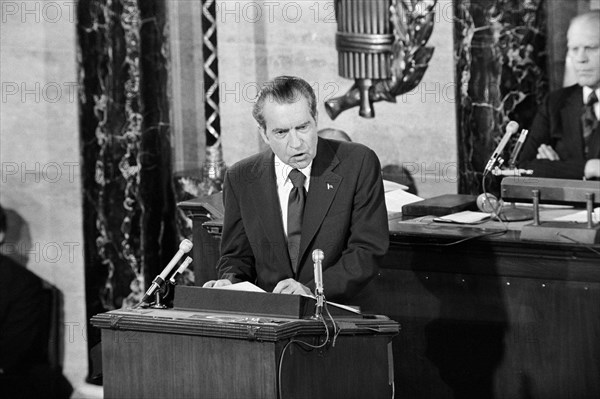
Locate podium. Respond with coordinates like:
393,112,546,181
91,287,399,399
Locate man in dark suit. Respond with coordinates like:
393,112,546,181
518,11,599,179
204,76,389,303
0,204,72,398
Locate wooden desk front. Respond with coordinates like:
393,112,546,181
188,208,600,398
92,308,398,399
381,213,600,399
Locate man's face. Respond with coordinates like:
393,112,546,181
567,18,600,88
260,96,318,169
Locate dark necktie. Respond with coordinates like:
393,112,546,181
582,90,599,159
287,169,306,272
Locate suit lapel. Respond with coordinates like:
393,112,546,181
250,150,288,261
589,124,600,159
297,139,342,270
560,86,584,157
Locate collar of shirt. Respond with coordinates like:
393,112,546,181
273,155,312,192
582,86,600,120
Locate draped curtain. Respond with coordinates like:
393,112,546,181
76,0,177,380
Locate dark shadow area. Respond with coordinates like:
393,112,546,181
0,206,73,399
418,241,508,399
424,319,506,399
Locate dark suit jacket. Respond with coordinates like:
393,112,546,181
518,84,600,178
216,138,389,303
0,255,71,399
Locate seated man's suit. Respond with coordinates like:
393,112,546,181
518,84,600,178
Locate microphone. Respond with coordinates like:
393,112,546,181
484,121,519,175
141,239,193,303
508,129,529,169
312,249,324,296
169,256,193,284
312,249,325,318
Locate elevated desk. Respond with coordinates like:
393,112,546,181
383,209,599,399
183,200,600,399
92,304,398,399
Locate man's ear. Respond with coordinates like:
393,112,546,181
259,127,270,146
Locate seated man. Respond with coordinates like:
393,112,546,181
0,204,72,399
204,76,389,303
518,11,599,179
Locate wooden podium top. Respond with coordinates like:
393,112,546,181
91,307,399,342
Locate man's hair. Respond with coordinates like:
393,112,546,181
568,10,600,34
252,76,317,131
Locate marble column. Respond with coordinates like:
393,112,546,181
76,0,176,381
454,0,548,195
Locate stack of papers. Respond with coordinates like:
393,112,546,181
216,282,361,314
385,188,423,213
433,210,491,224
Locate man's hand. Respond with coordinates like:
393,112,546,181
536,144,560,161
584,159,600,179
202,279,233,288
273,278,312,296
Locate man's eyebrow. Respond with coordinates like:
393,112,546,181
296,121,311,129
271,121,311,134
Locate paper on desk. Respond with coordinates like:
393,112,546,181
215,281,360,314
215,281,266,293
552,207,600,223
385,188,423,213
383,179,409,192
434,211,491,224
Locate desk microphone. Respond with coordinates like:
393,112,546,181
312,249,325,318
141,239,193,303
484,121,519,175
169,256,193,284
508,129,529,169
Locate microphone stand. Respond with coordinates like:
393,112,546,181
149,285,170,309
137,240,193,308
488,128,533,222
143,256,193,309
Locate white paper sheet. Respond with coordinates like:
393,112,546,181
434,210,491,224
552,207,600,223
214,281,361,314
385,189,423,213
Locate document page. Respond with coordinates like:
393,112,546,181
434,210,491,224
215,281,266,293
215,282,361,314
385,189,423,213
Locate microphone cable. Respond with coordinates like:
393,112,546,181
276,294,344,398
277,312,331,399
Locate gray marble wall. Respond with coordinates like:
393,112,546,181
171,0,459,198
0,0,88,390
